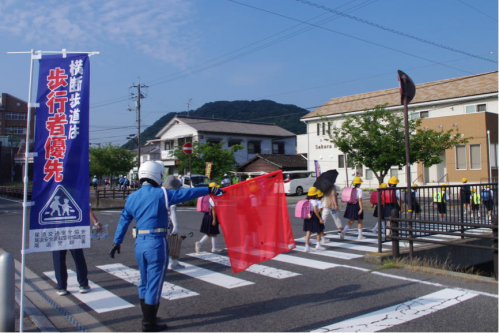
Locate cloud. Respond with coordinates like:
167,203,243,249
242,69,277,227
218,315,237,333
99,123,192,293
0,0,198,66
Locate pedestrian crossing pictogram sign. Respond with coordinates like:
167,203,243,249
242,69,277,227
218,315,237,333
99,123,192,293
39,185,82,225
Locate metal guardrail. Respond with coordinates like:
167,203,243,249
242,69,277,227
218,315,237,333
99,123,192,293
0,186,32,199
94,188,137,206
374,182,498,279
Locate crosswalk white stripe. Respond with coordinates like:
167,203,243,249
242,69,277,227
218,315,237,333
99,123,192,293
311,288,479,332
44,269,134,313
171,261,254,288
293,246,363,259
97,263,199,300
297,239,379,253
187,252,300,279
272,254,339,270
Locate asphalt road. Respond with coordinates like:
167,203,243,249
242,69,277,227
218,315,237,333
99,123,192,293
1,195,498,332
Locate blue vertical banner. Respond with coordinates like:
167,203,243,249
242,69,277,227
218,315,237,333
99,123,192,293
29,54,90,253
314,160,321,178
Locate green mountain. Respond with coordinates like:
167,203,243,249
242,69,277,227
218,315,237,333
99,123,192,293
122,100,309,149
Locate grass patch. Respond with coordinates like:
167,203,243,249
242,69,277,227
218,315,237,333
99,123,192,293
373,255,494,278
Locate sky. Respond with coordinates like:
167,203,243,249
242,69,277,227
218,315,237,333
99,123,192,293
1,0,497,147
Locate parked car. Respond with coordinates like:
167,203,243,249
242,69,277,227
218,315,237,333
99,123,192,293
283,171,316,196
181,174,209,188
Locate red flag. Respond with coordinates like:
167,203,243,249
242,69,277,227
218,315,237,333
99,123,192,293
213,170,296,273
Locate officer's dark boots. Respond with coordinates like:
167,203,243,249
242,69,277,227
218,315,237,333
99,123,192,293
140,299,145,312
142,303,167,332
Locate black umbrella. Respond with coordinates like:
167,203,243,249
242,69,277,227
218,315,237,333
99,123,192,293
313,169,339,193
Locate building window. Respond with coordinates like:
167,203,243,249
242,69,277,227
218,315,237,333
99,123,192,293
206,139,221,145
366,169,374,180
177,137,192,146
5,127,26,135
466,103,486,114
390,168,398,178
248,141,261,154
164,140,174,150
316,123,320,136
347,156,354,168
491,144,498,168
322,123,325,136
272,142,285,154
470,144,481,169
327,122,331,135
410,110,429,119
6,112,27,120
456,145,466,169
338,155,345,168
228,140,241,147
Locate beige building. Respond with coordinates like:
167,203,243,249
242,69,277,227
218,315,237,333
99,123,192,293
300,71,498,187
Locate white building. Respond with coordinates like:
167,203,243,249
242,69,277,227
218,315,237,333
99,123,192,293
300,71,498,188
152,115,297,175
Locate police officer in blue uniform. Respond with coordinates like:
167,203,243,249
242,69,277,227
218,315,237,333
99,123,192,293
110,161,225,332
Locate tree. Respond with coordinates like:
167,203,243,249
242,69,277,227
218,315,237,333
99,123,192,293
326,104,469,185
89,144,135,181
173,141,243,181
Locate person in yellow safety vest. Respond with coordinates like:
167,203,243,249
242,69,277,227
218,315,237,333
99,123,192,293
431,184,449,221
470,188,481,218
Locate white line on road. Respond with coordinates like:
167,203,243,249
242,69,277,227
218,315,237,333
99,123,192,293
172,261,254,288
187,252,300,279
97,263,199,300
44,269,134,313
293,245,363,260
311,288,479,332
298,239,380,253
272,254,340,270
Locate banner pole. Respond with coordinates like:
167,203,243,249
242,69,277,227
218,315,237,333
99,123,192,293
19,49,36,333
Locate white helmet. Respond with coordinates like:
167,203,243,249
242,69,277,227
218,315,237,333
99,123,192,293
138,160,164,186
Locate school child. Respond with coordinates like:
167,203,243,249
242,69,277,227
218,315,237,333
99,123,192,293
340,176,365,240
303,187,325,252
459,178,471,213
321,185,342,234
407,184,421,219
431,184,449,221
381,176,401,235
371,183,387,234
481,185,494,220
195,183,224,253
470,188,481,218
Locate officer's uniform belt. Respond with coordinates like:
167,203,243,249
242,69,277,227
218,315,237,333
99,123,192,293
137,228,168,234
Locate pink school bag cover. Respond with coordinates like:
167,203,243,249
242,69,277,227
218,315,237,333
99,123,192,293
341,187,358,204
370,191,378,205
295,200,311,219
197,195,211,212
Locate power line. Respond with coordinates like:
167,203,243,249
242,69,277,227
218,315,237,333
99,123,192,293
227,0,475,75
457,0,497,22
87,0,377,110
260,53,492,99
296,0,497,64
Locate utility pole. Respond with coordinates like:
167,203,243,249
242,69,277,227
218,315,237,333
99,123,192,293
129,78,148,170
187,98,193,116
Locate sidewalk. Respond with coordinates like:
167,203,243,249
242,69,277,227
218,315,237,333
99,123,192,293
12,254,111,332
